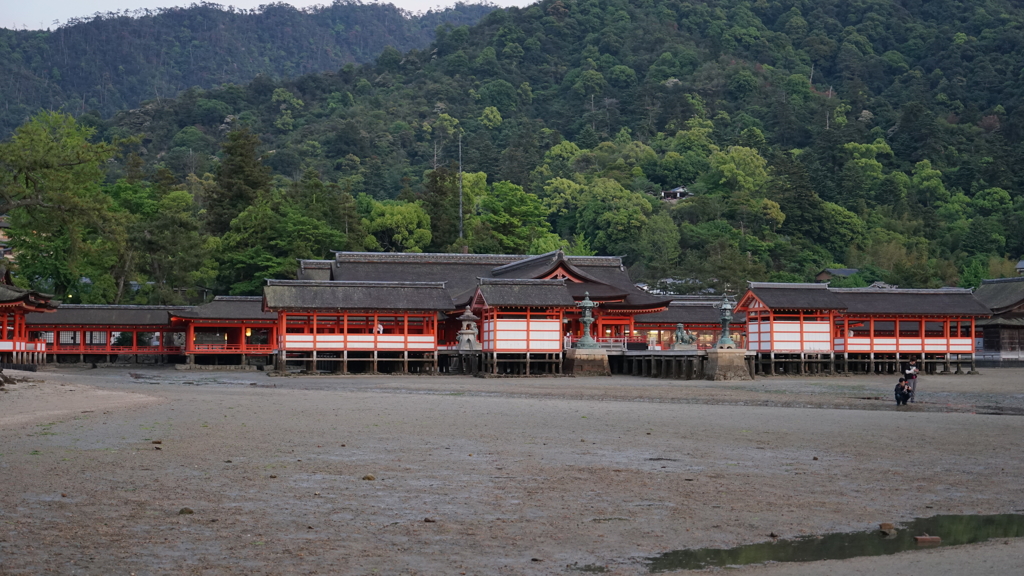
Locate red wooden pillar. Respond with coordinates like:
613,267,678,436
970,317,976,352
798,310,805,353
279,313,287,351
312,313,318,351
868,318,875,352
342,313,348,348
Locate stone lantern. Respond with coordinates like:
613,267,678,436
576,292,600,349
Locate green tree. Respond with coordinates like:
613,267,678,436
699,146,768,197
363,197,432,252
206,128,271,235
0,111,115,220
479,106,503,129
472,181,557,254
219,194,344,294
635,212,681,279
575,178,652,258
910,160,949,208
1,112,120,299
819,202,865,257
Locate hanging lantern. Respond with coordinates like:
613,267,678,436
245,328,252,337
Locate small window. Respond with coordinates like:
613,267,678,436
898,321,920,337
873,321,895,337
925,321,945,337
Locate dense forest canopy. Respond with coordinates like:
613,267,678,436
2,0,1024,304
0,1,496,135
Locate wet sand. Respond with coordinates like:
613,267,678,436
1,367,1022,574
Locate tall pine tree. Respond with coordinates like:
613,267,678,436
206,128,271,235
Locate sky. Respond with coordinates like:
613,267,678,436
3,0,532,30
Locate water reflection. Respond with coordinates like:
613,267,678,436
649,513,1024,572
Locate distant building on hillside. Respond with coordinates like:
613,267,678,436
0,215,12,261
1016,259,1024,276
660,186,691,201
815,268,859,283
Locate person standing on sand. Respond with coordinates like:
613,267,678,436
895,377,911,406
903,358,920,403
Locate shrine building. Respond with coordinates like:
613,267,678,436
633,297,747,350
10,253,1005,378
272,250,673,373
737,282,990,375
22,250,675,374
0,270,58,365
975,277,1024,365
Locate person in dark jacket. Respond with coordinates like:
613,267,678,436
902,359,920,403
895,378,911,406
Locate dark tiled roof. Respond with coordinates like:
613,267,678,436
564,282,628,301
490,250,610,284
820,268,859,277
830,288,991,316
324,251,664,310
264,280,455,311
173,296,277,320
297,260,332,281
0,283,58,311
635,300,746,324
977,315,1024,327
330,253,508,297
975,277,1024,314
476,279,575,307
748,283,846,310
26,305,187,326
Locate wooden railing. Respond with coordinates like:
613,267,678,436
50,344,183,354
566,336,646,350
192,343,274,353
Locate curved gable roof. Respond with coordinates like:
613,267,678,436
830,288,991,316
264,280,455,311
747,283,846,310
975,277,1024,314
26,305,186,326
173,296,277,320
475,278,576,307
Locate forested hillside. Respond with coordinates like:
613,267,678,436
0,1,495,135
3,0,1024,304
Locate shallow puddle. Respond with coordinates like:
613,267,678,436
648,513,1024,572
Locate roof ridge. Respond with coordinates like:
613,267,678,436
54,304,192,310
213,296,263,301
266,280,447,288
333,251,521,264
478,278,566,285
981,277,1024,284
830,287,975,294
749,282,829,289
564,256,622,267
489,251,560,275
329,251,625,267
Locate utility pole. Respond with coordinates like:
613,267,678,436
458,132,464,239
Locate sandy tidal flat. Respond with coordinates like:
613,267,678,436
0,367,1022,575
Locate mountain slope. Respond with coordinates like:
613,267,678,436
5,0,1024,300
0,1,496,135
